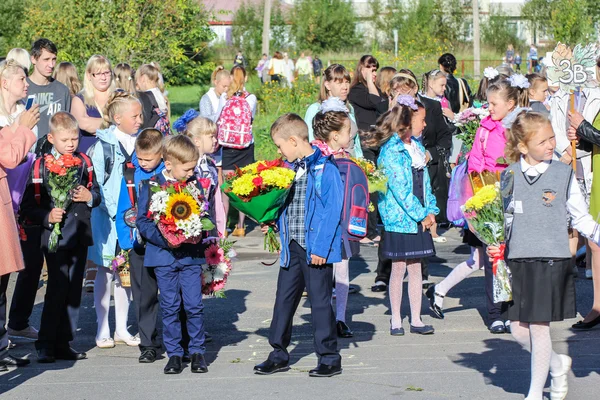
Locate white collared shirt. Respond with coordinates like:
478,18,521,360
404,139,427,170
113,126,137,156
161,170,176,182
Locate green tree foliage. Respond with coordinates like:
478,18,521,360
0,0,28,55
290,0,361,53
232,1,288,58
481,6,523,52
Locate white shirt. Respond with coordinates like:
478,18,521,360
113,126,137,156
148,88,168,113
404,139,427,170
0,103,39,151
520,157,599,241
215,91,257,119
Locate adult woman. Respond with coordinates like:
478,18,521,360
438,53,471,114
267,51,286,85
199,66,231,122
71,55,114,153
0,60,38,139
304,64,363,158
53,62,82,98
349,55,388,245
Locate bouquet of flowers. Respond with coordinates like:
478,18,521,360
202,238,237,298
44,154,83,253
453,106,490,151
148,180,215,247
110,250,131,288
222,159,296,253
461,184,512,302
351,157,388,194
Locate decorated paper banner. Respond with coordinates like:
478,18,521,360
546,43,599,93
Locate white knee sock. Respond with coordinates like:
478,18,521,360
94,266,113,340
435,247,483,308
406,260,424,327
114,281,132,339
390,261,407,329
333,260,350,323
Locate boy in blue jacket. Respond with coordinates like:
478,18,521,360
136,135,211,375
253,113,344,378
115,128,164,363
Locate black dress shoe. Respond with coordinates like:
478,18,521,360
308,364,342,377
336,321,353,338
572,314,600,330
0,364,7,372
489,321,506,334
253,359,289,375
37,348,56,363
410,325,435,335
139,349,157,364
164,356,183,374
0,355,31,367
425,286,445,319
190,353,208,373
182,352,191,363
54,347,87,360
371,283,387,292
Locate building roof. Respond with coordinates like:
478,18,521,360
202,0,291,25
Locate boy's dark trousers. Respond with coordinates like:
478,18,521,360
154,261,205,357
482,244,502,324
129,247,161,352
35,245,87,351
268,240,341,367
0,274,10,359
8,226,45,331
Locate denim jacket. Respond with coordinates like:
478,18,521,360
277,147,344,268
378,135,439,234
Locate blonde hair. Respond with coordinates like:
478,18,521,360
227,66,247,98
53,62,82,97
6,48,31,71
184,116,217,140
162,134,199,164
135,128,163,153
136,63,163,92
376,66,397,96
362,100,425,148
0,60,27,121
49,111,79,134
83,55,115,107
211,66,230,84
114,63,136,93
505,111,552,162
487,79,528,108
389,69,419,95
421,69,447,95
270,113,309,140
101,91,140,129
526,73,547,93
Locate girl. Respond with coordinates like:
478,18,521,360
526,73,550,117
422,69,454,121
366,95,438,336
311,97,355,338
199,66,230,122
89,91,142,349
427,77,529,333
489,111,600,400
438,53,472,114
53,62,82,98
135,63,170,120
216,66,257,237
375,66,397,103
473,67,500,107
113,63,136,93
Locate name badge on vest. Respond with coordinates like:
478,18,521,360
124,207,137,228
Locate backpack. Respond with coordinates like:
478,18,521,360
32,153,94,205
446,160,473,227
217,91,253,149
86,141,130,185
147,91,172,136
122,160,138,228
335,158,370,250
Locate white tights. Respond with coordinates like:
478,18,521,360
390,259,423,328
94,265,133,341
435,247,483,307
333,259,350,323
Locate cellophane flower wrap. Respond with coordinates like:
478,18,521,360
147,180,215,247
109,250,130,273
221,159,296,253
453,106,490,152
44,154,83,253
461,183,512,302
202,237,237,298
351,157,388,194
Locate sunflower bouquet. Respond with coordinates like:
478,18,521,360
222,159,296,253
148,180,215,247
350,157,388,193
461,183,512,302
202,238,237,298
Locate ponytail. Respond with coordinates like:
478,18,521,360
101,91,140,129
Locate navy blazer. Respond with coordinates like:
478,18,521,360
136,173,214,268
20,152,101,250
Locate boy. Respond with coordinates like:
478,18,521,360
253,113,344,377
136,135,211,375
20,112,100,363
115,129,164,363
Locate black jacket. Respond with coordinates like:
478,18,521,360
418,95,453,164
444,74,472,113
20,152,101,250
576,120,600,152
349,83,389,133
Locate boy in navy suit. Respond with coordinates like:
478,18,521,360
20,112,101,363
136,135,211,374
254,113,344,377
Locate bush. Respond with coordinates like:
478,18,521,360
164,61,216,87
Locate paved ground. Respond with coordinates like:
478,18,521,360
1,227,599,399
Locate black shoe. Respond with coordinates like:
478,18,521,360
425,286,445,319
54,347,87,360
489,321,506,334
0,355,31,367
139,349,157,364
164,356,183,374
0,364,6,372
572,314,600,330
36,348,56,364
336,321,353,338
308,364,342,377
253,359,289,375
205,332,213,343
371,282,387,292
182,351,191,363
190,353,208,373
409,325,435,335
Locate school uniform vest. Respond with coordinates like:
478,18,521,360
505,161,572,260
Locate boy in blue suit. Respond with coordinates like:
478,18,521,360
253,113,344,378
136,135,211,375
115,129,164,363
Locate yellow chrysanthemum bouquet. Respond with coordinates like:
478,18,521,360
350,157,388,194
222,159,296,252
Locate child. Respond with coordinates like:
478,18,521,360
527,73,550,117
421,69,454,122
253,113,344,377
135,63,170,120
515,53,522,71
488,111,600,400
311,97,358,338
115,128,164,363
53,62,82,98
364,95,437,336
20,112,100,362
88,91,142,349
136,135,211,374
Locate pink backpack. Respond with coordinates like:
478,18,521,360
217,91,253,149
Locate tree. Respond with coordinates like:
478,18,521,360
481,6,523,52
0,0,28,55
549,0,595,45
232,0,288,57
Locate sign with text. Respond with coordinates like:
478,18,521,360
546,43,599,92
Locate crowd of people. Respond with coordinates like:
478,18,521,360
0,38,599,399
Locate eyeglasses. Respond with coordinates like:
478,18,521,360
92,71,112,78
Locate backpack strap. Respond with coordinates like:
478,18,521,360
78,153,94,189
123,161,137,206
32,157,43,205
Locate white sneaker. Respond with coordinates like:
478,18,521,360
96,338,115,349
114,333,141,347
432,236,447,243
550,354,571,400
585,269,593,279
8,325,38,341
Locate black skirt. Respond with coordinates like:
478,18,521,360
505,259,576,323
462,229,483,247
380,229,435,261
342,240,360,259
222,143,255,170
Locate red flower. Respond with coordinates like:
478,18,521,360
252,176,263,187
257,159,283,172
198,178,211,190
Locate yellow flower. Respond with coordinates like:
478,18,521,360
165,193,199,221
241,161,260,174
260,167,295,189
231,173,258,197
